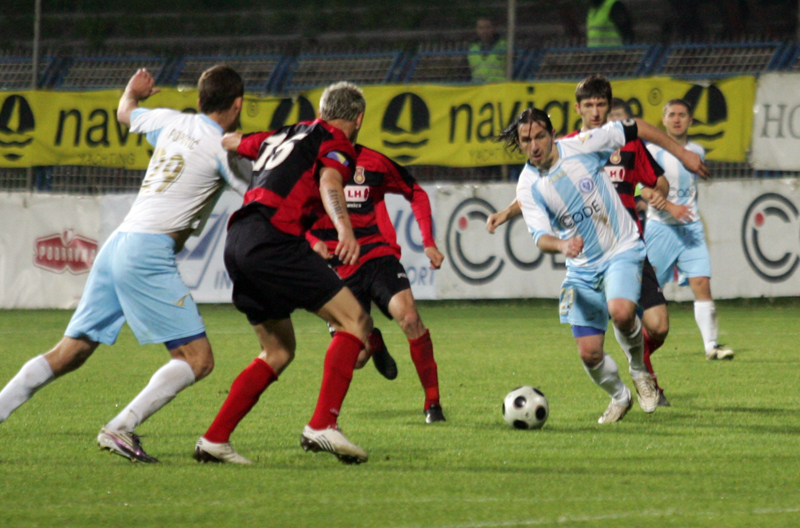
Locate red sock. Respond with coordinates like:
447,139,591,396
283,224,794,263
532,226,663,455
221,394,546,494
642,328,663,390
643,327,664,356
308,331,363,430
409,329,440,409
203,358,277,443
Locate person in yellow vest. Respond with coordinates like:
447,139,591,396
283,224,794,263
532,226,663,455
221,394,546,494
586,0,634,48
468,17,508,84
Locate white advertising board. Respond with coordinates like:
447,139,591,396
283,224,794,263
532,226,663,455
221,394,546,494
5,179,800,308
750,73,800,171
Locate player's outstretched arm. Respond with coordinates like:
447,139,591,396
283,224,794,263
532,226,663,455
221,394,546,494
320,166,359,265
117,68,160,126
537,234,583,258
634,118,709,178
222,132,243,152
486,199,522,233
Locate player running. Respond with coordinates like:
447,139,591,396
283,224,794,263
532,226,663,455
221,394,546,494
488,76,692,407
0,66,250,462
645,99,733,361
497,106,708,423
194,82,372,465
307,145,446,423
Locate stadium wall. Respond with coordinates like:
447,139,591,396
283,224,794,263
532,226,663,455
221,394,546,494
3,178,800,309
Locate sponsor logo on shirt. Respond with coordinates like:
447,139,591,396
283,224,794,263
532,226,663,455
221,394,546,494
33,229,98,274
345,185,370,203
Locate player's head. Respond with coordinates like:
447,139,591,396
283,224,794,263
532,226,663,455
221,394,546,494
319,81,366,142
476,17,497,45
609,97,633,121
574,74,612,130
198,65,244,132
497,107,556,170
198,65,244,114
662,99,693,139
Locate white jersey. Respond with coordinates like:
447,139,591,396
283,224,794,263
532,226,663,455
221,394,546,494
117,108,251,237
646,141,704,226
516,120,641,268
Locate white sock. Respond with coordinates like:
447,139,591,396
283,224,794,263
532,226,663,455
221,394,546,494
584,353,629,403
104,359,195,433
0,355,55,423
613,316,646,376
694,300,718,353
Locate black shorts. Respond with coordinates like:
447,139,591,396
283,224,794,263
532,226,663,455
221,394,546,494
224,212,343,324
640,256,666,311
342,255,411,319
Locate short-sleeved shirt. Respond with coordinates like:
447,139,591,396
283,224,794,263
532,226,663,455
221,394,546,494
231,119,356,237
118,108,250,236
646,141,704,226
516,119,640,268
308,145,435,278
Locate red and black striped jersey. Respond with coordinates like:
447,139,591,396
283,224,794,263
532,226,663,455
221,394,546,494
230,119,356,237
562,131,662,235
308,145,436,278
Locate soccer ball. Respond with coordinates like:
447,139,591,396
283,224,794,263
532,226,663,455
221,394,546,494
502,386,549,429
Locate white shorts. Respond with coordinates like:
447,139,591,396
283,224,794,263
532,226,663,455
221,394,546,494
65,231,205,346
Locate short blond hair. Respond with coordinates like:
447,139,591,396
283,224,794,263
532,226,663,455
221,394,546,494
319,81,365,122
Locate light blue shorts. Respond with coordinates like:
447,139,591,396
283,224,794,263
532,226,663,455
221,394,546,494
65,231,205,346
558,243,645,331
644,220,711,287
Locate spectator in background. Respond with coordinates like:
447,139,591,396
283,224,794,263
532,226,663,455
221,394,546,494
468,17,508,83
586,0,634,47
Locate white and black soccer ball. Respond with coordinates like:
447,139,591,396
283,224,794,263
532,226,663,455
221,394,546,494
502,386,549,429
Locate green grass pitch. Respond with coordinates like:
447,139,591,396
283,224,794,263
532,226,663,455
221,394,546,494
1,299,799,528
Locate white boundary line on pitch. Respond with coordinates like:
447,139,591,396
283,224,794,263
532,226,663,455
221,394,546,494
396,506,800,528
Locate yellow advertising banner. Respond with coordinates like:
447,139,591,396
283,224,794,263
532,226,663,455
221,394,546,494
0,76,755,169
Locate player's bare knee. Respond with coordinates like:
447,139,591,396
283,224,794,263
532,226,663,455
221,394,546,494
258,348,294,374
579,346,603,368
45,337,97,375
398,311,425,339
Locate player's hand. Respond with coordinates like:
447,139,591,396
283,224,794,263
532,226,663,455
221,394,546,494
312,241,331,259
125,68,160,100
666,202,694,223
335,232,360,266
486,211,507,233
560,236,583,258
680,150,710,179
425,246,445,269
222,132,243,152
647,192,667,211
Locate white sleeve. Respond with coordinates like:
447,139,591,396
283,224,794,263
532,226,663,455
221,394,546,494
129,108,181,134
516,179,554,246
559,120,632,158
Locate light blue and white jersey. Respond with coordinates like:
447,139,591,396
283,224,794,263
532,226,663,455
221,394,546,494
516,120,641,268
646,141,704,226
117,108,251,236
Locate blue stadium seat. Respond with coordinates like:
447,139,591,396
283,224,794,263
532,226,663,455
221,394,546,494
54,57,171,90
654,42,788,79
281,52,405,92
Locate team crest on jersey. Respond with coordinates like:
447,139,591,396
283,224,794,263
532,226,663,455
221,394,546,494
578,178,595,193
354,166,366,185
609,149,621,165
